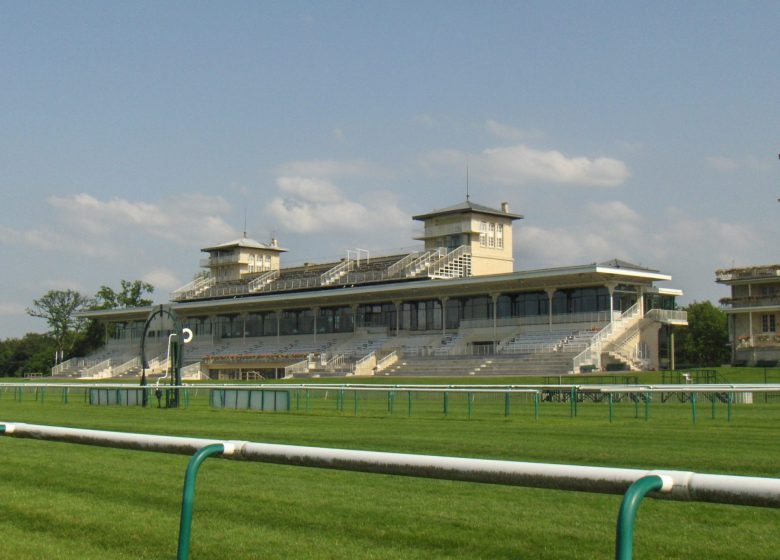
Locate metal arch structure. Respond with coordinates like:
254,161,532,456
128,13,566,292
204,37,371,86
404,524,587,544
140,304,184,408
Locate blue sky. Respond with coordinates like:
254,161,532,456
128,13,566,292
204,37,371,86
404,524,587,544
1,1,779,339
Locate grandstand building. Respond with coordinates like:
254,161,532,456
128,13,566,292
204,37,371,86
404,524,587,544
716,264,780,365
74,199,687,379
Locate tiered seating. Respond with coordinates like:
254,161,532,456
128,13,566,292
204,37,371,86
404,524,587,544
74,316,608,379
386,352,581,377
331,334,391,357
499,329,577,354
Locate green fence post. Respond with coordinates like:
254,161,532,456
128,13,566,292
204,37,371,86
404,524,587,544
727,392,733,422
388,390,394,415
609,393,614,423
634,393,639,419
467,392,473,419
306,388,310,413
711,392,716,420
407,391,412,417
691,392,697,424
570,386,576,418
177,443,225,560
354,390,358,416
533,391,539,420
443,391,448,416
615,475,665,560
63,387,69,404
644,393,650,422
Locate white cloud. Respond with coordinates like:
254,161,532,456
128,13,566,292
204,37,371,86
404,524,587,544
1,193,237,260
276,159,383,179
142,269,181,293
0,225,56,250
277,176,343,204
48,193,236,247
516,201,765,286
267,176,407,235
422,144,630,187
484,119,539,142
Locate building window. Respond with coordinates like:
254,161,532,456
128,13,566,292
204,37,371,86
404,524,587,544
762,314,776,333
496,223,503,249
480,221,487,247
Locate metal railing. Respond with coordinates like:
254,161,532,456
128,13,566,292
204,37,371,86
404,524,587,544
572,302,641,373
320,258,355,286
80,359,113,378
112,356,142,376
644,308,688,323
170,275,215,301
1,421,778,560
247,269,280,292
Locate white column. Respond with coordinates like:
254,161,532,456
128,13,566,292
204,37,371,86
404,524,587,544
545,288,556,331
606,283,617,324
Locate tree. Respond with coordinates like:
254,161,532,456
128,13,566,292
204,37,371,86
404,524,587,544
675,301,729,367
25,289,91,359
94,280,154,309
0,333,57,377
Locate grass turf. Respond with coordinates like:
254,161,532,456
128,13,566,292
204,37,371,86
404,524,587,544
0,373,779,559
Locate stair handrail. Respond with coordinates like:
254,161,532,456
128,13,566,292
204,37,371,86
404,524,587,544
112,356,142,376
248,269,280,292
376,350,398,372
428,245,471,278
170,274,215,301
321,258,355,285
81,358,113,378
572,302,641,373
386,251,422,277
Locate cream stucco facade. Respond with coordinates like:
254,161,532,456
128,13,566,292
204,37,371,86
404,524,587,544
717,264,780,365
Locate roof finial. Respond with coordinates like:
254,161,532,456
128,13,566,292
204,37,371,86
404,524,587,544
242,193,248,239
466,161,470,202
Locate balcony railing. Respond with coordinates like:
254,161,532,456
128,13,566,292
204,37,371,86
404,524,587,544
737,334,780,348
644,309,688,324
719,295,780,309
199,254,243,268
716,265,780,282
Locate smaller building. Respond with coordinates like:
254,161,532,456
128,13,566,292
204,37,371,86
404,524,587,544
717,264,780,365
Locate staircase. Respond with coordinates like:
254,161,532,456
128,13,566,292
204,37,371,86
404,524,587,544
571,302,643,373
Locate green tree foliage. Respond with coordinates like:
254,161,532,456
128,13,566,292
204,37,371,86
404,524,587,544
0,333,57,377
26,289,92,357
675,300,729,367
94,280,154,309
85,280,155,356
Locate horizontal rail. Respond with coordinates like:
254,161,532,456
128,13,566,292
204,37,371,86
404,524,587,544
4,382,780,393
1,422,779,508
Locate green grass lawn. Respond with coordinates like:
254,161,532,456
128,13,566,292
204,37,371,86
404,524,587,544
1,374,779,559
